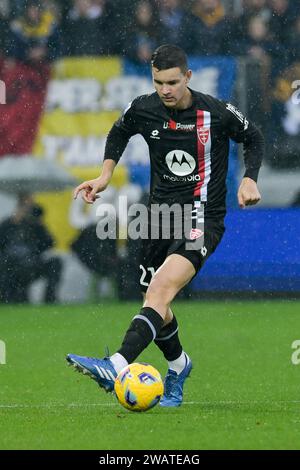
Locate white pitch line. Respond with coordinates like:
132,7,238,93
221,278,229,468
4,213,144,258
184,400,300,405
0,400,300,409
0,403,119,409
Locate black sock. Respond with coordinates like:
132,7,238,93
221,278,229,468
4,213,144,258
154,315,183,361
117,307,164,364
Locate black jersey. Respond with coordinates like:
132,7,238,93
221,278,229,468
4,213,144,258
104,89,264,220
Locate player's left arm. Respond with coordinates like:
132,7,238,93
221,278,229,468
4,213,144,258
237,176,261,209
221,101,264,209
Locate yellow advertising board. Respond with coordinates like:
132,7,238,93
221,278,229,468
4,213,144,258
33,57,128,250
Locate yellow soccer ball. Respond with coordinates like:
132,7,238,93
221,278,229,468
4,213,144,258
114,363,164,412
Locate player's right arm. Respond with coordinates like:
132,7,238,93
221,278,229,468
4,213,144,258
74,99,139,204
73,159,116,204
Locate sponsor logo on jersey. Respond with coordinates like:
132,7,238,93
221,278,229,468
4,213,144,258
226,103,249,130
150,129,160,139
165,150,196,176
163,119,195,132
189,228,204,240
197,127,210,145
163,174,201,182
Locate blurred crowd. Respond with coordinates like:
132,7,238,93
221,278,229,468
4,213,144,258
1,0,299,304
2,0,299,159
0,0,299,68
1,0,299,170
1,1,299,175
0,2,299,189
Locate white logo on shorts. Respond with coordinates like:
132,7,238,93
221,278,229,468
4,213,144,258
139,265,155,286
201,246,208,257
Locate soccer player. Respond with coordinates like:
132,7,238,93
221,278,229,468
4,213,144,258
66,45,263,407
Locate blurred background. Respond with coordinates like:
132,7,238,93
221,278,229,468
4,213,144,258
0,0,299,303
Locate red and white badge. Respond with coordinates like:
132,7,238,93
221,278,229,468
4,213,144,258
197,127,210,145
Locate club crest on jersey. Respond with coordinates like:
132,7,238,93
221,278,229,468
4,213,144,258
197,127,210,145
189,228,204,240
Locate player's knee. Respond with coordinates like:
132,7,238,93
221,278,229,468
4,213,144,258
145,276,176,306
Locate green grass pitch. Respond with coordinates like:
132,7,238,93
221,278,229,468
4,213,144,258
1,300,300,450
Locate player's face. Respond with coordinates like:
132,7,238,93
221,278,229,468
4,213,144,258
152,67,192,109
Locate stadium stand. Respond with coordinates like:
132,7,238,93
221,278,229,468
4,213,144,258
0,0,299,301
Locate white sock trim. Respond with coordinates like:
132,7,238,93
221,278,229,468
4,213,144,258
155,327,178,342
168,352,190,375
110,353,128,374
133,314,157,340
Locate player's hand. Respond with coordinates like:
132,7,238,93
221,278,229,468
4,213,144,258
237,177,261,209
73,177,108,204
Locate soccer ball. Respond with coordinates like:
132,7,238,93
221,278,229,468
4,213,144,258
114,363,164,412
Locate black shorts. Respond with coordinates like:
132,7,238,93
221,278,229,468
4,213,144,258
139,220,225,293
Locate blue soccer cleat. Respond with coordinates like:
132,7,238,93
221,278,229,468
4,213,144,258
66,353,117,392
159,357,192,407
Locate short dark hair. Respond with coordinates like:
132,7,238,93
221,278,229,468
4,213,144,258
151,45,188,73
